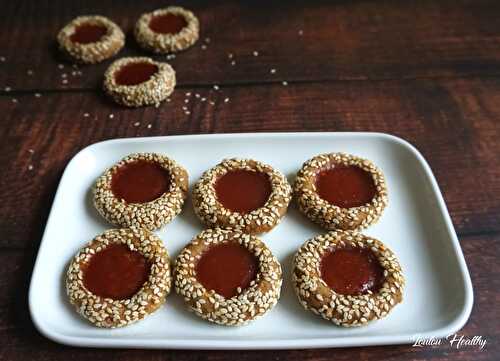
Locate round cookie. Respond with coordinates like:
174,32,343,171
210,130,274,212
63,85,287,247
294,153,388,231
174,228,283,326
192,158,292,234
66,227,171,328
93,152,188,231
134,6,199,54
103,57,176,107
292,230,404,327
57,15,124,64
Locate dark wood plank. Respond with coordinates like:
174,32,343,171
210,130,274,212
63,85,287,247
1,78,500,248
1,0,500,91
1,233,498,360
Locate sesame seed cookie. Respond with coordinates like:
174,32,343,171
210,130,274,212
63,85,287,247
134,6,199,54
174,228,283,326
192,158,292,235
294,153,388,231
103,57,176,107
292,230,404,327
57,15,125,64
93,153,188,231
66,227,171,328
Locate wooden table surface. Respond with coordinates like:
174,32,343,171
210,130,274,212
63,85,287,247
1,0,499,359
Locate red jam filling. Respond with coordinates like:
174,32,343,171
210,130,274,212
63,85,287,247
195,242,259,298
316,165,377,208
320,246,384,295
70,23,108,44
149,13,188,34
111,160,170,203
83,243,151,300
114,62,159,86
215,170,272,213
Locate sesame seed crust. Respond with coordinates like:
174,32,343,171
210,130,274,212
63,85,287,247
134,7,199,54
66,227,171,328
294,153,388,231
174,228,282,326
57,15,125,64
192,158,292,235
103,57,176,107
292,230,404,327
93,153,188,231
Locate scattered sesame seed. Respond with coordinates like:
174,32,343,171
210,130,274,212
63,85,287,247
27,70,34,76
61,73,68,78
62,79,68,84
134,122,140,127
28,149,34,154
253,51,259,56
209,101,215,106
230,60,236,66
4,86,11,92
228,53,234,59
184,99,189,103
109,114,114,119
270,68,276,74
204,37,211,43
185,111,191,115
182,106,187,110
0,56,6,62
166,54,176,60
34,93,42,97
201,44,207,50
298,30,304,36
195,93,200,98
147,124,152,129
213,85,219,90
28,165,33,171
201,97,206,102
186,92,191,96
166,98,171,102
83,113,90,118
282,81,288,86
58,64,64,69
12,98,18,103
224,97,230,103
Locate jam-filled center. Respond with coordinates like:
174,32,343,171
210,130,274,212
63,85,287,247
114,62,159,86
316,165,377,208
111,159,171,203
70,23,108,44
320,246,384,295
83,243,151,300
149,13,188,34
215,170,272,213
195,242,259,298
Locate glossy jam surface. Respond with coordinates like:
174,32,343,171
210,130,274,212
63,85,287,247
320,246,384,295
149,13,187,34
195,242,259,298
70,23,108,44
215,170,272,213
83,243,151,300
316,165,377,208
114,62,158,86
111,160,170,203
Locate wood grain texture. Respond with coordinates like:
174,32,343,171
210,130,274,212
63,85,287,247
1,234,498,360
1,78,499,248
1,0,500,91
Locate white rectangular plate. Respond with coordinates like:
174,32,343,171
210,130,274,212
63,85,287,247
29,132,473,349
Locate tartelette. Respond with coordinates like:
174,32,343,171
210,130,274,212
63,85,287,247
174,228,282,326
294,153,388,230
66,227,171,328
103,56,176,107
292,230,404,327
134,6,199,54
192,158,292,234
93,153,188,230
57,15,125,64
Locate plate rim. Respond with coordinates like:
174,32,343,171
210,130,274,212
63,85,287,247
28,131,474,349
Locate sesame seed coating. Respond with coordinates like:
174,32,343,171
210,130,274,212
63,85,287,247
192,158,292,235
57,15,125,64
66,227,172,328
103,57,176,107
294,153,388,231
93,153,188,231
174,228,282,326
134,7,199,54
292,230,404,327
